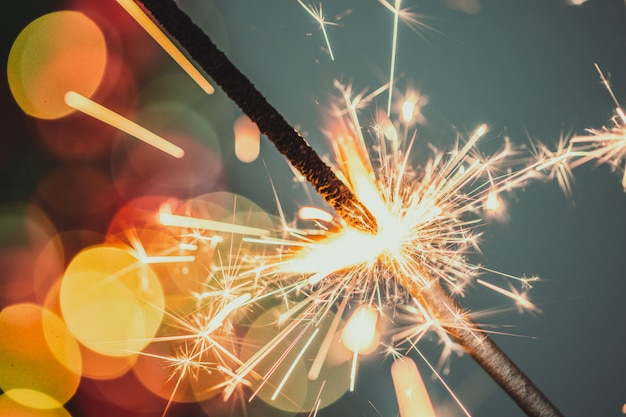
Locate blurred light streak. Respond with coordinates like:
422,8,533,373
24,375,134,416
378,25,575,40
115,0,215,94
390,356,436,417
477,279,537,312
159,212,271,236
379,0,402,115
64,91,184,158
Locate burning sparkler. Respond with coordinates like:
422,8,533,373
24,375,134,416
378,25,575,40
9,1,626,417
125,1,565,415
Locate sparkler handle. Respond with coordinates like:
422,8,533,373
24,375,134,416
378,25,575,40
408,279,565,417
135,0,378,234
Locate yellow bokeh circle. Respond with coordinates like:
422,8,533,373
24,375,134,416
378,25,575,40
7,11,107,119
60,244,165,357
0,392,72,417
240,304,350,412
0,303,81,409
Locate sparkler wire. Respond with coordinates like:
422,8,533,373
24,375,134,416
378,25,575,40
135,0,377,234
403,276,564,417
134,1,564,415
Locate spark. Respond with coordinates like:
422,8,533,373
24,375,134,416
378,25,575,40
413,348,472,417
396,89,429,126
532,135,579,199
64,91,185,158
380,0,402,116
569,64,626,190
202,293,252,336
297,0,337,60
379,0,435,116
341,304,380,356
477,279,539,313
306,380,326,417
307,296,349,381
270,327,320,400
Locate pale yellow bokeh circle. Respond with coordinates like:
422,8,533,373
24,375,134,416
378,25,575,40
240,304,350,412
7,11,107,119
0,392,72,417
60,244,165,357
0,303,81,409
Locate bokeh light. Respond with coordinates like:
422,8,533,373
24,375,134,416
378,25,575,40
7,11,107,120
0,204,60,305
0,394,72,417
390,356,436,417
241,304,351,412
234,114,261,163
59,244,165,357
341,304,380,356
0,303,81,409
82,367,165,414
78,344,136,380
33,55,138,161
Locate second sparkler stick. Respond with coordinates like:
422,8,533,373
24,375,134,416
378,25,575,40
134,1,564,416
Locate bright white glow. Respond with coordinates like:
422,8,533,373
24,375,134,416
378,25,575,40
298,206,334,223
341,304,380,354
483,189,501,212
401,99,415,123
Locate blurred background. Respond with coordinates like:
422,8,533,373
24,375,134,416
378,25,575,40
1,0,625,416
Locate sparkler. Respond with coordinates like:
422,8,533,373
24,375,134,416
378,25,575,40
15,1,626,416
132,1,564,415
569,64,626,190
